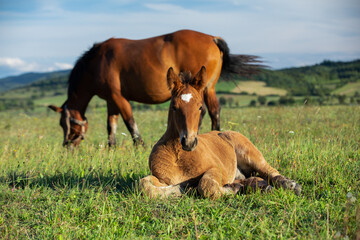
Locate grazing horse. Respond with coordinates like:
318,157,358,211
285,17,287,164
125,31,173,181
48,29,262,147
140,67,301,199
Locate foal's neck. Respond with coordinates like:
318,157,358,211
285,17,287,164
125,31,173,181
162,109,180,142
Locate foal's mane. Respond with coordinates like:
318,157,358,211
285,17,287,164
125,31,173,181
178,71,193,84
171,71,194,95
68,43,101,95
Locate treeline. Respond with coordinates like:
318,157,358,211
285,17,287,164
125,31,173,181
217,91,360,108
0,98,35,111
240,59,360,96
28,75,68,92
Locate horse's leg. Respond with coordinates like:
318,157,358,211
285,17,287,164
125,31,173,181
110,93,144,146
198,168,237,199
198,103,207,129
204,88,221,130
139,175,182,198
225,132,301,195
107,102,119,147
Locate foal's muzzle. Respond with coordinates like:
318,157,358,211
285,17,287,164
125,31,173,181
181,136,198,151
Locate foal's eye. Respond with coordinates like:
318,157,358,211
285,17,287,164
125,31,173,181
199,106,203,111
172,106,177,111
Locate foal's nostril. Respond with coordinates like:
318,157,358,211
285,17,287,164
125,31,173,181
181,137,186,146
193,137,198,147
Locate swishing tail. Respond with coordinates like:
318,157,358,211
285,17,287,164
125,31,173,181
214,37,266,78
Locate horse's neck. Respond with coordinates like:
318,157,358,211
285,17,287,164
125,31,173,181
67,90,92,117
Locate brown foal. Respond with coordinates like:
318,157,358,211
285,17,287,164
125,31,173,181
140,67,301,199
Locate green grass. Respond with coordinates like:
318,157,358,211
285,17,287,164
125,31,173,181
0,105,359,239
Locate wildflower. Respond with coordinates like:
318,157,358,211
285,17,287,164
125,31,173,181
121,132,127,136
288,131,294,134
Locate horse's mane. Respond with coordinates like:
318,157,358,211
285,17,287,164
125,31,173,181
68,43,101,95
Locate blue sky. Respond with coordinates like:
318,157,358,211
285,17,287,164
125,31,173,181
0,0,359,78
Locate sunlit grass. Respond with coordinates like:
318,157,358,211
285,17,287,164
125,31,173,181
0,105,359,239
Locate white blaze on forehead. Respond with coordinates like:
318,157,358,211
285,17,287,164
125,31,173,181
180,93,192,103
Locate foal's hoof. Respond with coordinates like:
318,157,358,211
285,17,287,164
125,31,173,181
224,182,243,194
272,176,302,195
263,185,274,193
282,180,302,195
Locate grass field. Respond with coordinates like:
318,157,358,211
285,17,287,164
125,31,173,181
231,81,287,96
332,81,360,96
0,105,359,239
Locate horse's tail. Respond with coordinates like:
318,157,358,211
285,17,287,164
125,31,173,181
213,37,264,78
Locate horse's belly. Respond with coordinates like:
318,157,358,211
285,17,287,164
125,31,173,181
120,71,171,103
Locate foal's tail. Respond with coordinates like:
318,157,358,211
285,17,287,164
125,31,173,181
214,37,265,78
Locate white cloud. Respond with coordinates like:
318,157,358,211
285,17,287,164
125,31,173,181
0,57,39,72
0,58,25,68
0,0,359,77
0,57,72,76
55,62,73,70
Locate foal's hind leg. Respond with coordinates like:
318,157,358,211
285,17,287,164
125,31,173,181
110,93,144,146
139,175,182,198
226,132,301,195
231,177,274,194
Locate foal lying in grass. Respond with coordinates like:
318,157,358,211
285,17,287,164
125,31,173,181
140,67,301,199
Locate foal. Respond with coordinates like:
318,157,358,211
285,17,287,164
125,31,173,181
140,67,301,199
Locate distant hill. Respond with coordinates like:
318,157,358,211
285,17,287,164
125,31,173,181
0,59,359,111
248,59,360,96
0,70,70,92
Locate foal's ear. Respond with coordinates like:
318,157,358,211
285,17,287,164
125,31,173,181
167,67,181,90
48,105,63,113
192,66,207,91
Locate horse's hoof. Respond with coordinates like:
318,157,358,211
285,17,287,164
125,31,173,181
133,137,145,147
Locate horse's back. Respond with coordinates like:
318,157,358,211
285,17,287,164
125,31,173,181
74,30,223,103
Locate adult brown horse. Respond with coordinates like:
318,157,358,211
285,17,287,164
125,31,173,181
48,29,261,147
140,67,301,199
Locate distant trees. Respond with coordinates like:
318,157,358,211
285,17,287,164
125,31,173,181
278,96,295,105
0,99,35,111
251,59,360,96
257,96,267,105
219,97,227,106
337,95,346,104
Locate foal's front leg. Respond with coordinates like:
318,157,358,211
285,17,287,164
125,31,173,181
139,175,182,199
198,168,238,199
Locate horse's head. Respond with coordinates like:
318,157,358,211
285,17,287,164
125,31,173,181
48,103,88,147
167,66,207,151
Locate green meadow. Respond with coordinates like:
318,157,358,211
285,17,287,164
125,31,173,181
0,105,359,239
